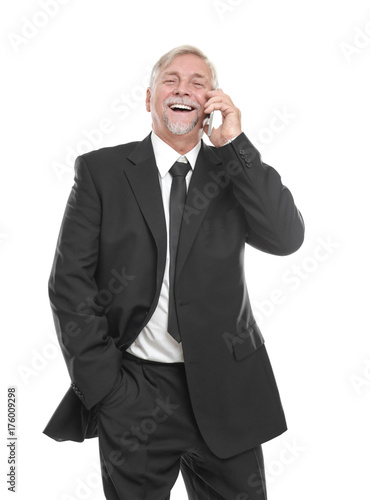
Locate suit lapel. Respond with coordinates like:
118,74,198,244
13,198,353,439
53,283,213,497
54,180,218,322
124,134,223,285
175,141,222,281
124,133,167,269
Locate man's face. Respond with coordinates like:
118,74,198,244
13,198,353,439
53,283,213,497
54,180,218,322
146,54,214,143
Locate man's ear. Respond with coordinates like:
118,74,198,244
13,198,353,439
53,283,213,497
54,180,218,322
145,88,151,112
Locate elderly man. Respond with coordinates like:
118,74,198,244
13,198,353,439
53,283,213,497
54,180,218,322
44,45,304,499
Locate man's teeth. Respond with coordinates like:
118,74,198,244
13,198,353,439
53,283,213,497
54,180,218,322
170,104,193,111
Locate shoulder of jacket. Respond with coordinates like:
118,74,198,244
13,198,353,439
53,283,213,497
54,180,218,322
81,141,140,165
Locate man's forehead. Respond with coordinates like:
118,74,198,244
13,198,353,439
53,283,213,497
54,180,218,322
160,54,212,78
162,70,208,80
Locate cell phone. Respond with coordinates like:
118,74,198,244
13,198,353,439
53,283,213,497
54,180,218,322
207,111,214,137
207,86,218,137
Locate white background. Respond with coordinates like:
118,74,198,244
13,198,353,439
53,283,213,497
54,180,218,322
1,0,369,498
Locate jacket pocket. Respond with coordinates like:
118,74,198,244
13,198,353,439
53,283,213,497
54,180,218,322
232,323,265,361
99,366,126,406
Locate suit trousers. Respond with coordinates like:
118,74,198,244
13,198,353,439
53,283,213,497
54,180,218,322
97,351,267,500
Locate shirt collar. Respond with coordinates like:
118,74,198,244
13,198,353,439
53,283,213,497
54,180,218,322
151,131,201,179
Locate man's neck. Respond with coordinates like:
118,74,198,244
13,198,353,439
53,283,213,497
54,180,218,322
153,129,203,155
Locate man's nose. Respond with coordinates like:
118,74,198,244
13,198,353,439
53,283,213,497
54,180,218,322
174,81,190,96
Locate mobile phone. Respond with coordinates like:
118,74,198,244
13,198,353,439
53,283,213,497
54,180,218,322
207,111,214,137
207,86,218,137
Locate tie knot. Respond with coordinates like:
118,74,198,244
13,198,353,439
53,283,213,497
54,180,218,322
170,161,191,178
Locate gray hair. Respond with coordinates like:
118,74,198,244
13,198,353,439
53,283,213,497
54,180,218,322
149,45,218,90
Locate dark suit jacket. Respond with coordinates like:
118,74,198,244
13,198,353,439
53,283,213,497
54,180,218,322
43,132,304,459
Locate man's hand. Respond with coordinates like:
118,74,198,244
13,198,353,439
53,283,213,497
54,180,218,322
203,89,242,147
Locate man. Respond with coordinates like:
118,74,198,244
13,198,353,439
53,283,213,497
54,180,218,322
44,45,304,499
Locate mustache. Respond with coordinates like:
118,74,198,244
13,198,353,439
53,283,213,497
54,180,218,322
163,97,201,110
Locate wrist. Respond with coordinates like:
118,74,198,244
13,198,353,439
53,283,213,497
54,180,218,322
220,132,242,147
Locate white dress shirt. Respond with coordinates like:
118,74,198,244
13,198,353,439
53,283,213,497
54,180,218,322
126,131,201,362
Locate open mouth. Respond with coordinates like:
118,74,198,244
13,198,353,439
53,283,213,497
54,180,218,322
169,104,195,113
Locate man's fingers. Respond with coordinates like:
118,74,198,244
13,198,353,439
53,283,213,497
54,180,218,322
204,100,235,115
204,92,235,114
203,89,242,147
206,88,224,95
206,89,233,102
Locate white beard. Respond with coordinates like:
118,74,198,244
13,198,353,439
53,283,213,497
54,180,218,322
162,110,199,135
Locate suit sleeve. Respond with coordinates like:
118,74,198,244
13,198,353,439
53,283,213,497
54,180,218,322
48,155,122,410
217,133,305,255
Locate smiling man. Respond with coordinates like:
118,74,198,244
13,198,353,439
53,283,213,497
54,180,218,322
44,45,304,499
